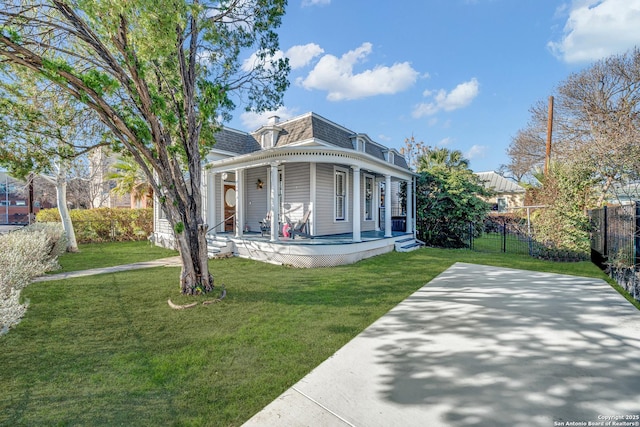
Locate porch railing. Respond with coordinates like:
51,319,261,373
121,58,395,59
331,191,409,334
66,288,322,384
207,213,235,234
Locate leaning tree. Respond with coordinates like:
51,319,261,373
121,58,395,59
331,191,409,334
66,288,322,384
0,0,290,294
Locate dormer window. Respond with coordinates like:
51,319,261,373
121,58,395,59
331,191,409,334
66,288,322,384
261,132,273,149
385,150,395,164
259,116,281,149
357,138,365,152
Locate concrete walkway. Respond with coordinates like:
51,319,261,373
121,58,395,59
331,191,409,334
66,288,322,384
243,262,640,427
32,256,182,282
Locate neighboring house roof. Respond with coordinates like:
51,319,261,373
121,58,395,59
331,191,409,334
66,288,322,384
475,171,525,194
210,112,409,170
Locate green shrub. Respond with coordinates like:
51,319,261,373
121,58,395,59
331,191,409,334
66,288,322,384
415,165,491,248
0,223,66,335
26,222,69,259
36,208,153,243
528,162,595,256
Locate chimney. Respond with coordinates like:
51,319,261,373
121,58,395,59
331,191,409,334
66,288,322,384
268,115,280,125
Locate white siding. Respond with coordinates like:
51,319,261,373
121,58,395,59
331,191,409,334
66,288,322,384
315,164,333,235
153,196,176,249
315,163,352,235
282,163,310,224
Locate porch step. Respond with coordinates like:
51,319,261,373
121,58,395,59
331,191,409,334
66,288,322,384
206,234,231,243
395,237,425,253
206,234,234,258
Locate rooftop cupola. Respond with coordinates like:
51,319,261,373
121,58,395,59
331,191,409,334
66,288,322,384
259,115,283,149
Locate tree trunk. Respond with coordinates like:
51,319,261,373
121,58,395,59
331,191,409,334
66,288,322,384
55,175,78,252
174,216,213,295
596,175,614,207
163,174,213,295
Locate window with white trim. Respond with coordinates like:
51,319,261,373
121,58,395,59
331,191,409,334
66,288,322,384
159,204,167,220
335,168,347,221
364,175,373,221
497,197,507,213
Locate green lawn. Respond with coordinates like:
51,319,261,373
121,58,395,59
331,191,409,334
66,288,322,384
54,240,178,273
1,246,634,426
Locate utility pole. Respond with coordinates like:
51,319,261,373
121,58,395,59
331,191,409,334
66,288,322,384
544,95,554,176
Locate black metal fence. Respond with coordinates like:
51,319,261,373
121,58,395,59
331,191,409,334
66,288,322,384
460,213,589,262
466,215,533,256
588,203,640,300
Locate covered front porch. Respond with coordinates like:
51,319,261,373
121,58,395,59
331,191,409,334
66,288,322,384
203,146,416,241
206,230,422,268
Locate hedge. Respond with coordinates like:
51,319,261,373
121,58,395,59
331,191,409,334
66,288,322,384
36,208,153,243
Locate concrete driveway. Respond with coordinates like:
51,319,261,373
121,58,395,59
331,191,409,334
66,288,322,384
243,262,640,427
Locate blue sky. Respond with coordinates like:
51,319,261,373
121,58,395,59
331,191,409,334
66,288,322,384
227,0,640,173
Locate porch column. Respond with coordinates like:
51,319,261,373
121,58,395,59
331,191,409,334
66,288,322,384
207,172,216,236
270,163,279,242
406,178,413,234
384,174,392,237
351,165,361,242
310,162,316,235
235,168,244,238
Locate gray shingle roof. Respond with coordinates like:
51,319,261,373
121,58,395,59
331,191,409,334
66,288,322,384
475,171,525,193
212,128,260,155
393,153,409,169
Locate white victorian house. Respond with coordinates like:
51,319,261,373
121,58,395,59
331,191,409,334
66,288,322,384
154,112,422,267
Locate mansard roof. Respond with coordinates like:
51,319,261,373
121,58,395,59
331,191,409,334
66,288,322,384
210,112,409,170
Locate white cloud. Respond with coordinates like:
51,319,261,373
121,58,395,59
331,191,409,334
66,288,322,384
285,44,324,69
549,0,640,63
465,144,487,160
242,43,324,73
412,78,480,118
436,137,453,146
298,42,420,101
241,50,284,73
302,0,330,6
240,107,299,130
